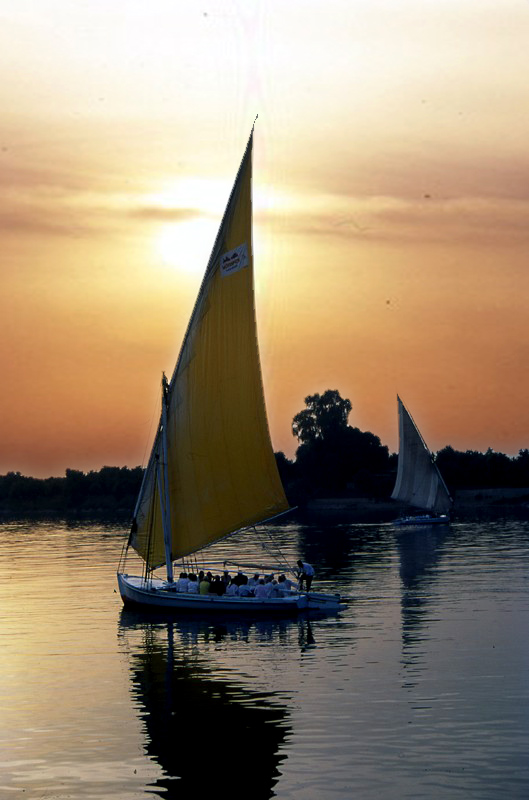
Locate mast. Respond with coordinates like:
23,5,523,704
160,374,174,582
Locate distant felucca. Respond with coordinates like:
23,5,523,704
391,396,452,526
117,128,341,613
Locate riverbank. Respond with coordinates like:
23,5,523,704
1,487,528,523
300,487,529,522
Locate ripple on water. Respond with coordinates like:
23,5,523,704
1,518,529,799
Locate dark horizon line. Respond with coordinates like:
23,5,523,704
2,440,529,482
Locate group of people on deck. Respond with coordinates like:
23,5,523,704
171,560,315,597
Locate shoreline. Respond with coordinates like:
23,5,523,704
300,488,529,522
1,488,528,524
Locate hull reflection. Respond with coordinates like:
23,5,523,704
119,611,296,799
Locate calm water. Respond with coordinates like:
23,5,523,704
1,516,528,799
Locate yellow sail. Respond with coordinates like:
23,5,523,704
131,131,289,567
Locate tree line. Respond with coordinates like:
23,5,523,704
278,390,529,504
0,466,143,515
1,389,528,514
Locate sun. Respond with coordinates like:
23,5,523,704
156,217,220,275
148,177,230,275
150,175,291,275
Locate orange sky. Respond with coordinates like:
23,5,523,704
1,1,529,478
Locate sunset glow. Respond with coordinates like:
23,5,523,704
156,218,220,274
1,0,529,478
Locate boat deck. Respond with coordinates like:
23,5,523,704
118,573,341,614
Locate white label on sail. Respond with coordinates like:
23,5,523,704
220,243,249,276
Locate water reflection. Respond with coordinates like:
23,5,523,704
1,519,528,799
119,612,300,799
395,527,449,683
295,519,387,581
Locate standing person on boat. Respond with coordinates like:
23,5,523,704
297,560,315,591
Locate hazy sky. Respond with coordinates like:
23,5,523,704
2,0,529,477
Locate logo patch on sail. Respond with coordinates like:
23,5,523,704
220,243,249,276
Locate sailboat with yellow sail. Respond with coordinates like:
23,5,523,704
117,129,341,613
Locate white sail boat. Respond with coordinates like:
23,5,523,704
391,395,452,526
117,129,341,613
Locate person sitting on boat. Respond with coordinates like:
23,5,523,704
199,574,211,595
277,575,295,594
276,575,291,596
248,573,260,589
233,571,246,586
297,560,315,591
226,579,239,596
237,574,250,591
187,573,199,593
254,579,268,598
238,581,252,597
209,575,226,595
176,572,190,592
271,580,285,598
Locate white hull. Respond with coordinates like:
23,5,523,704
117,573,342,614
393,514,450,527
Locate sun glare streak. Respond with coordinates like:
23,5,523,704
151,178,292,273
146,178,231,214
147,176,291,214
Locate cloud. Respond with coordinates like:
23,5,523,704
128,206,209,222
0,158,212,239
261,143,529,246
261,190,529,247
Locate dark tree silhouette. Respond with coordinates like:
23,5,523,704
274,451,297,487
0,466,143,515
291,390,390,496
436,446,529,490
292,390,351,444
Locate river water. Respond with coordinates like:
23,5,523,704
1,516,528,799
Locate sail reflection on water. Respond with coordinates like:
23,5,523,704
396,527,449,685
119,612,299,799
